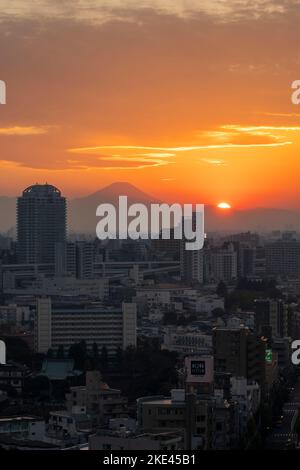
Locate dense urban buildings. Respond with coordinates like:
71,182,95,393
0,183,300,451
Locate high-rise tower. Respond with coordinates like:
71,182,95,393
17,184,66,264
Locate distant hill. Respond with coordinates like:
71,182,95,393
0,196,16,233
204,205,300,233
1,182,300,235
68,182,161,234
69,182,300,234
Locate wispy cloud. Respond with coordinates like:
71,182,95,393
0,0,291,23
201,158,228,166
222,124,300,132
0,159,21,168
65,150,173,170
260,112,300,118
69,139,292,157
197,124,295,148
0,126,49,136
63,121,300,173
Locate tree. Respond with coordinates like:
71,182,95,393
100,346,109,371
212,307,225,317
4,337,32,365
46,348,54,358
92,342,99,359
57,345,65,359
216,281,228,298
23,375,51,399
68,341,87,370
118,340,179,400
115,346,123,369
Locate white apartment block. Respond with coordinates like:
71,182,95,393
35,298,136,355
162,327,212,354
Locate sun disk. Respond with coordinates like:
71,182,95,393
217,202,231,209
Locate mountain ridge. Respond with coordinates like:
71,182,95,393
1,182,300,234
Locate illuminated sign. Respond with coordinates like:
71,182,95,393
265,349,272,363
191,360,206,376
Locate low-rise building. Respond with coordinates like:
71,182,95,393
0,362,29,394
162,328,212,355
47,409,92,445
66,371,128,425
0,416,45,441
137,389,215,450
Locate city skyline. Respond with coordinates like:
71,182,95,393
0,1,300,209
2,1,300,455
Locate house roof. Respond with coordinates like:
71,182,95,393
38,359,82,381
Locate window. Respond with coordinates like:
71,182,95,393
197,415,205,422
196,427,205,434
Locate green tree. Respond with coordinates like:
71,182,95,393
46,348,54,358
68,340,87,370
115,346,123,369
100,345,109,372
92,342,99,359
57,345,65,359
23,375,51,399
216,281,228,298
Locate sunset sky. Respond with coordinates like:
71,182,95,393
1,0,300,208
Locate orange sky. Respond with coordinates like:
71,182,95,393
1,1,300,208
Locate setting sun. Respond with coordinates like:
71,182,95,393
217,202,231,209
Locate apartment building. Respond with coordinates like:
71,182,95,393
35,298,136,355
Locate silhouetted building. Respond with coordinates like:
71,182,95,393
17,184,66,264
213,327,266,390
265,239,300,276
55,241,93,278
254,299,289,340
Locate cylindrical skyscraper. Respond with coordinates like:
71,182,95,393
17,184,66,264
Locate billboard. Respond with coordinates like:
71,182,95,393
185,356,214,383
191,360,206,376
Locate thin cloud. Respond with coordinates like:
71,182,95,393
69,140,292,155
0,126,49,136
67,146,175,169
260,112,300,118
201,158,228,166
0,159,21,168
223,124,300,132
65,153,173,170
0,1,292,23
